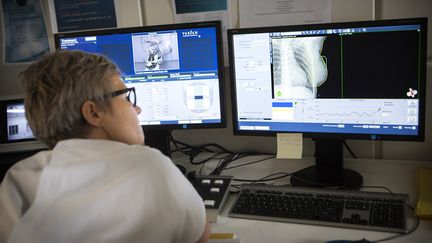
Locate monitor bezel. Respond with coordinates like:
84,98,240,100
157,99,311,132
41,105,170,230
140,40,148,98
54,21,227,132
228,17,428,142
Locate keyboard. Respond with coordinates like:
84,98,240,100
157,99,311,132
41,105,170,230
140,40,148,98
228,185,409,233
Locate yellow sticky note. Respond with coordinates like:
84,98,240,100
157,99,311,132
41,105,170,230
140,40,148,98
276,133,302,159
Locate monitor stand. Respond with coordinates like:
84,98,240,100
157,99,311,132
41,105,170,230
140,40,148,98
290,139,363,190
143,129,187,175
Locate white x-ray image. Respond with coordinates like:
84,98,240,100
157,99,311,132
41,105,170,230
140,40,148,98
272,36,328,99
132,32,180,71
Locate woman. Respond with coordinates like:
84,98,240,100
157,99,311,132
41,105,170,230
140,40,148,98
0,50,210,243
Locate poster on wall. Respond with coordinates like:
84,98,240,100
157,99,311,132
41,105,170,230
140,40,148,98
50,0,117,33
1,0,50,64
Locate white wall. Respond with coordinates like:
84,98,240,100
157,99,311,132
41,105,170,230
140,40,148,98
1,0,431,160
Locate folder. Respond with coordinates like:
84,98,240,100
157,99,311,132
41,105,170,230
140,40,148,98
416,168,432,219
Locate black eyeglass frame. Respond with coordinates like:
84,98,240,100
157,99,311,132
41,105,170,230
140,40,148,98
106,87,136,107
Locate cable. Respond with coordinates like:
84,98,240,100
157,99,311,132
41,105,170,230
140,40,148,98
225,153,350,189
210,150,272,175
232,172,292,183
192,151,232,165
343,140,357,159
169,135,233,166
170,134,232,154
224,155,276,170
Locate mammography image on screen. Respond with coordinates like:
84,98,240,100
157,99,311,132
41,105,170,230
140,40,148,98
132,32,180,71
272,36,328,99
6,103,34,141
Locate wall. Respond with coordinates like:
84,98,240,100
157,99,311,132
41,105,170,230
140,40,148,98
1,0,431,160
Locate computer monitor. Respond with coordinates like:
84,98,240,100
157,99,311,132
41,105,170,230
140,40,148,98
54,21,226,157
0,98,47,154
228,18,427,189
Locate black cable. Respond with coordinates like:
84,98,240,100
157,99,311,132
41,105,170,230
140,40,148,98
170,135,214,155
210,153,235,175
191,151,232,165
169,135,236,168
224,153,350,189
343,140,357,159
224,155,276,170
199,160,207,175
232,172,292,183
225,155,351,189
210,150,272,175
169,135,277,177
171,136,232,154
169,135,195,155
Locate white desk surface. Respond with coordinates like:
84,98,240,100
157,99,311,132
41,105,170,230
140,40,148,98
175,155,432,243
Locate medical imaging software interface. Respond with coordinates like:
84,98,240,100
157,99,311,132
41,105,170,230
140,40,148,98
58,27,222,126
232,24,423,137
6,103,34,141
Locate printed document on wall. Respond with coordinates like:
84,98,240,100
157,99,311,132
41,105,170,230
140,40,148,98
239,0,331,28
1,0,49,64
49,0,118,33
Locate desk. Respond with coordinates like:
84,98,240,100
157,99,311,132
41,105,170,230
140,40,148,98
175,155,432,243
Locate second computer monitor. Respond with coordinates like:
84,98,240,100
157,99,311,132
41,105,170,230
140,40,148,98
228,18,426,140
228,18,427,189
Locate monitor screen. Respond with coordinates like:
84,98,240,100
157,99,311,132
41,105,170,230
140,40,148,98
54,21,225,130
228,18,428,189
0,99,35,143
228,18,427,142
0,99,47,154
6,102,33,141
54,21,226,156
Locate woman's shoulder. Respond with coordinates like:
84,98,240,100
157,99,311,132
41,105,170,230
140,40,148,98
125,144,170,161
9,150,52,172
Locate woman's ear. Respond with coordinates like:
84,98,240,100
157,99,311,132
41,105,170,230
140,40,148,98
81,100,103,127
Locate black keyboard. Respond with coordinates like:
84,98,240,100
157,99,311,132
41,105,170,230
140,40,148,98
229,185,409,233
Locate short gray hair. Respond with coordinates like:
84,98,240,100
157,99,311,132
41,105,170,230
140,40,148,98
20,50,120,148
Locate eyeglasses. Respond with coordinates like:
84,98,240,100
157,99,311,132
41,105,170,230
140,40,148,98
106,87,137,107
